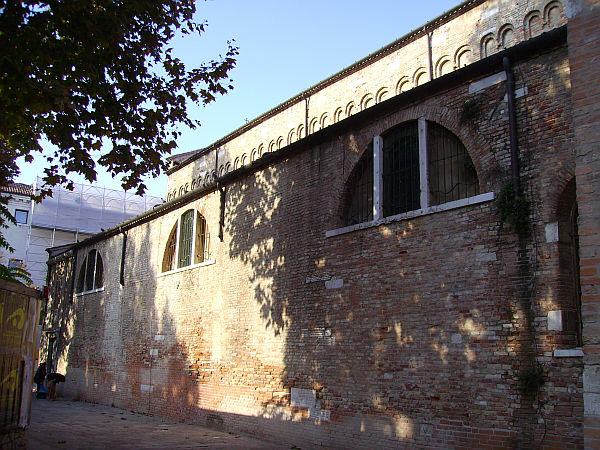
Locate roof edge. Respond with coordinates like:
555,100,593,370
167,0,485,174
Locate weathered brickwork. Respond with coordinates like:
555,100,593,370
165,0,569,202
566,0,600,448
43,1,598,449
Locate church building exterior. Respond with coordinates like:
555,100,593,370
44,0,600,448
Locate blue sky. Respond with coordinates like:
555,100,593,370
17,0,458,198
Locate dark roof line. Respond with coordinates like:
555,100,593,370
47,26,567,258
1,182,34,197
166,0,486,174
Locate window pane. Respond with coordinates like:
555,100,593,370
162,224,177,272
178,210,194,268
76,258,86,293
15,209,28,224
85,250,97,291
344,146,373,225
94,253,103,288
382,121,420,216
427,122,479,206
194,212,207,264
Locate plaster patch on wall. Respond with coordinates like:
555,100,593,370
545,222,559,243
140,384,154,393
149,348,159,357
291,388,316,409
469,72,506,94
154,334,165,341
547,310,564,331
325,278,344,289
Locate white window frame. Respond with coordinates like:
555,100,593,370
161,211,214,276
14,209,29,225
76,250,103,296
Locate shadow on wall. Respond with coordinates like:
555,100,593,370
223,134,532,447
51,224,201,420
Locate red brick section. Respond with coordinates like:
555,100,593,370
568,1,600,449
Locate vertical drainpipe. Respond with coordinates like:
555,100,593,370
119,229,127,286
503,56,521,194
427,31,434,81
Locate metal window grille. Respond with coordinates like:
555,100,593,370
194,213,209,263
76,263,85,293
162,225,177,272
94,253,103,288
344,146,373,225
177,210,194,268
427,122,479,206
84,250,97,292
382,121,420,216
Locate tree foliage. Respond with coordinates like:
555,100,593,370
0,263,33,285
0,0,238,250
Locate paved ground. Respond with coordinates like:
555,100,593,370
28,399,289,449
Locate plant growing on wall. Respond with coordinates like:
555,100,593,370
496,182,531,235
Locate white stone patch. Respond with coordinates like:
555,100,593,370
309,408,330,421
149,348,159,356
451,333,463,344
305,274,331,284
291,388,316,409
554,348,584,358
502,86,528,101
480,7,498,19
154,334,165,341
325,278,343,289
475,251,497,262
545,222,559,243
469,72,507,94
140,384,154,393
547,310,563,331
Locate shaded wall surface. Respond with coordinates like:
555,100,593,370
566,0,600,448
0,280,41,449
44,39,588,449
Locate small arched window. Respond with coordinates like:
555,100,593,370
162,210,209,272
76,249,103,293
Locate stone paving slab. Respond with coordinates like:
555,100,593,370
27,399,289,450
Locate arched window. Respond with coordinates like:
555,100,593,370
76,249,103,293
162,210,209,272
344,119,480,225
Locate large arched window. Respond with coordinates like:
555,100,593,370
76,249,103,293
344,119,480,225
162,210,209,272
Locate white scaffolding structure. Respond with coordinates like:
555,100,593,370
25,178,164,288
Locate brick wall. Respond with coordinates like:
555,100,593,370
45,41,587,448
566,1,600,448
